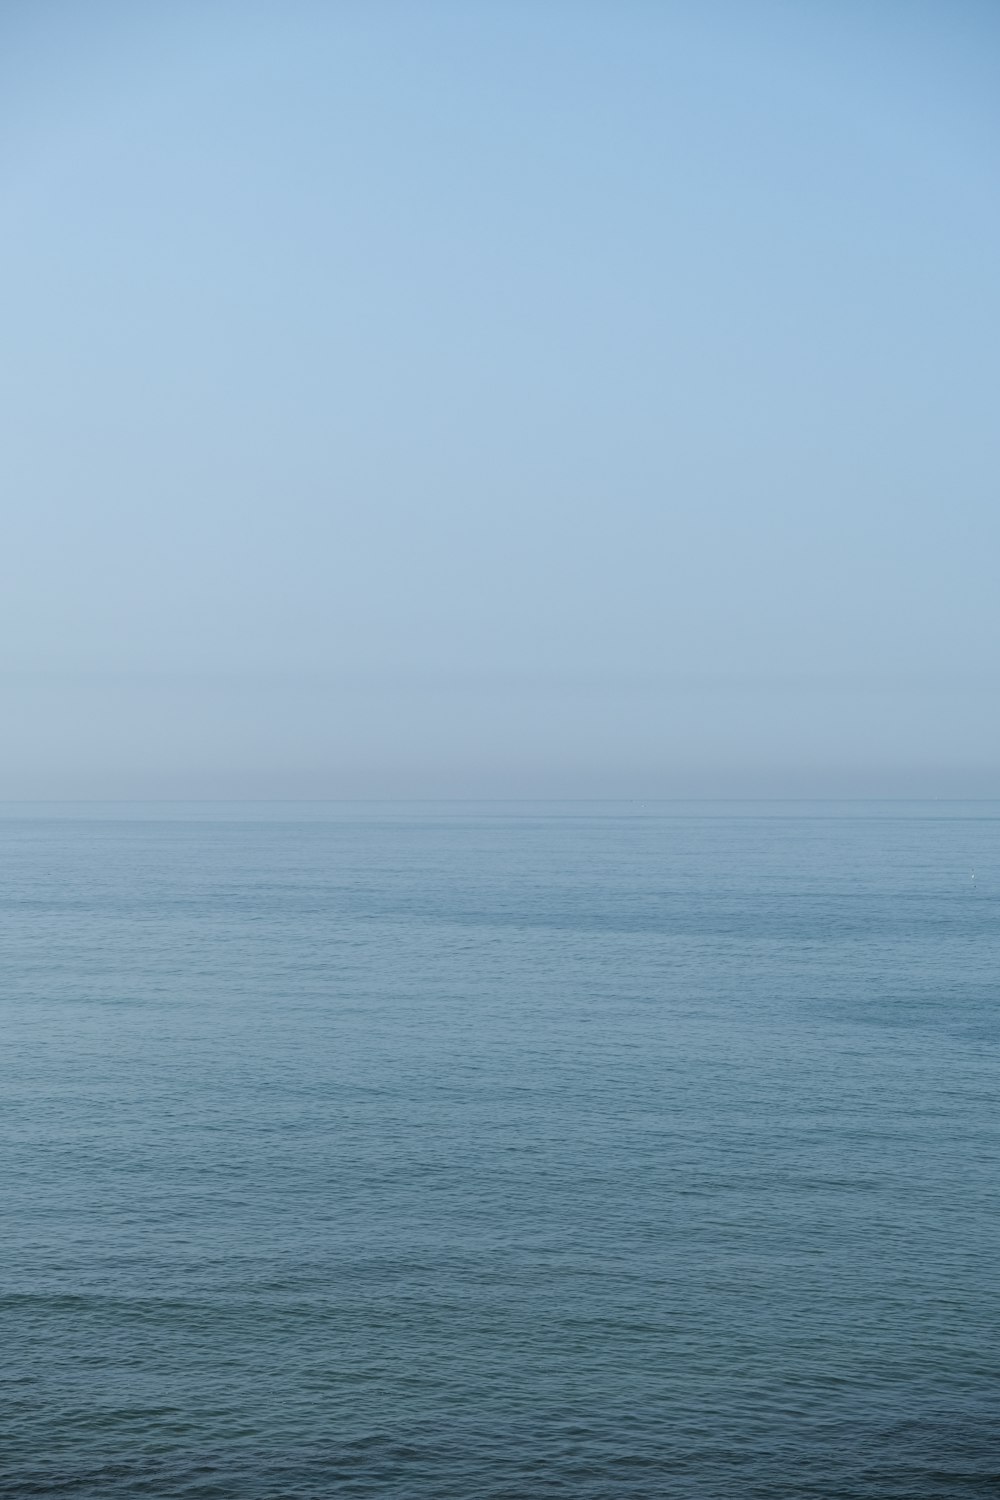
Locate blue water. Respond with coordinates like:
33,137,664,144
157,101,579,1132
2,802,998,1498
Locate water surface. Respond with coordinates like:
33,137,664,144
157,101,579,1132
2,802,998,1497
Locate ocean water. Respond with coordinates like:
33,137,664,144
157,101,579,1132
2,801,998,1499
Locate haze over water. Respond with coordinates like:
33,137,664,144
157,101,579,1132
4,6,1000,1495
3,802,998,1497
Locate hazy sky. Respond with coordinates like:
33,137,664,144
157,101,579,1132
3,1,999,797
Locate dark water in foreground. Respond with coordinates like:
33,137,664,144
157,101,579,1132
2,802,998,1498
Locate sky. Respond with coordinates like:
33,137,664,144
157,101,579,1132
2,0,999,798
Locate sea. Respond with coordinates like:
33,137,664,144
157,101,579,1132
2,801,998,1498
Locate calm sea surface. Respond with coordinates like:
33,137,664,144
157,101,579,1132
2,802,998,1498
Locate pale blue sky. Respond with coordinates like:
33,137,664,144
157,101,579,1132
3,1,999,796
